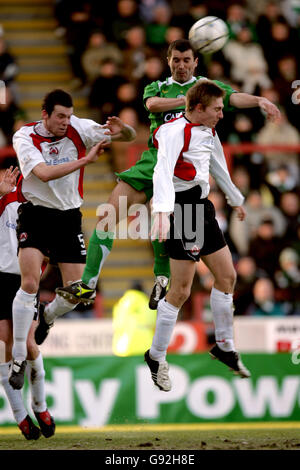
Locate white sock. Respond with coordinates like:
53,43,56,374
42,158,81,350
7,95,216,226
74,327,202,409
0,362,27,424
12,288,37,362
210,286,235,352
150,298,179,362
26,353,47,413
44,295,78,324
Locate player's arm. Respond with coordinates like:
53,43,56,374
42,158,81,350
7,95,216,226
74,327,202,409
104,116,136,142
0,166,20,196
152,126,182,241
210,133,245,209
229,92,280,121
32,142,107,182
145,96,186,113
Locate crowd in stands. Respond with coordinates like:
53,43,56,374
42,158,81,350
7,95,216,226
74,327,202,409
0,0,299,317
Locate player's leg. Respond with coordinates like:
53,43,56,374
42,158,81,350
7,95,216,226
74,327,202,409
10,247,43,390
56,180,147,302
0,294,41,441
26,320,55,438
145,259,196,391
149,239,170,309
202,246,250,378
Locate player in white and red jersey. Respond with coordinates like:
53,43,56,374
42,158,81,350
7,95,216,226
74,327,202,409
145,80,251,391
9,89,136,390
0,165,55,440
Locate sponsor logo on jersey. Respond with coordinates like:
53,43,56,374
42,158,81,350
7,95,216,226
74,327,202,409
163,111,183,122
19,232,28,242
49,146,59,155
6,221,17,230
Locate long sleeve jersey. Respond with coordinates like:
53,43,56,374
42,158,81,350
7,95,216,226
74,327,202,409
152,115,244,213
13,115,110,210
0,188,20,274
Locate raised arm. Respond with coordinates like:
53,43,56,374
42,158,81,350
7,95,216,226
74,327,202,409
229,92,281,121
0,166,20,196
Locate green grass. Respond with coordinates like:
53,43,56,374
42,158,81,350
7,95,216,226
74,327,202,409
0,423,300,450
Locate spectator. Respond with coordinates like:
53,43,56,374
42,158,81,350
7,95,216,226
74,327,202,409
275,247,300,315
279,191,300,246
111,0,142,49
262,20,298,77
0,36,18,87
229,190,286,256
0,88,26,147
256,1,287,48
234,256,259,315
122,25,153,82
273,55,300,129
145,3,173,50
88,58,125,123
226,3,257,40
266,165,299,206
111,106,148,173
256,106,300,177
247,277,286,316
81,30,123,85
223,25,272,94
248,218,284,279
63,1,95,87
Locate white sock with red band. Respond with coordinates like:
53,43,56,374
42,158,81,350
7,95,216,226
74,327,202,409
210,286,235,352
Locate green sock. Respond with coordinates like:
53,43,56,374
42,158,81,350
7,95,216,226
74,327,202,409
152,239,170,278
82,229,114,288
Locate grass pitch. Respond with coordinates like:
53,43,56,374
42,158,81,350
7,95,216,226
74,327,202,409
0,422,300,451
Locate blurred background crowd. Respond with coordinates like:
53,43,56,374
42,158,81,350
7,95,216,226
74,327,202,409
0,0,299,319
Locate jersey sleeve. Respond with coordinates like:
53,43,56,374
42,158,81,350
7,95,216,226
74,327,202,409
213,79,237,111
70,115,111,149
143,81,160,109
152,124,183,213
210,132,244,207
12,128,45,179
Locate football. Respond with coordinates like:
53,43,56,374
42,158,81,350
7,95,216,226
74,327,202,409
188,16,229,54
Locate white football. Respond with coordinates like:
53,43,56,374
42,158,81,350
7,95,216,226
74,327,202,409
188,16,229,54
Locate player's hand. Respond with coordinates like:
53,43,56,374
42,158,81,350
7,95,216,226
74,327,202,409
0,166,19,196
151,212,170,242
233,205,246,221
103,116,125,135
258,97,281,122
85,141,109,163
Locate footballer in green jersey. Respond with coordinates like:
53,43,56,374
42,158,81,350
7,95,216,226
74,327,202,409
116,74,235,200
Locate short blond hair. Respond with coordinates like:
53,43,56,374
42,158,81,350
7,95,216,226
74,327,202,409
186,80,225,112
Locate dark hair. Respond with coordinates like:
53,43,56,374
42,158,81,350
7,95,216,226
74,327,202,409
186,80,225,112
167,39,197,59
42,89,73,116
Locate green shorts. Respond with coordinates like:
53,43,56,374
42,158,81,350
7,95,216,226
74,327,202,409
115,148,157,201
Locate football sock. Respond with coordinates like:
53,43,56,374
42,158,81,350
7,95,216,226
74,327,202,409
0,361,27,424
150,298,179,362
210,286,235,352
152,239,170,278
26,353,47,413
44,295,78,324
82,228,114,288
12,289,37,362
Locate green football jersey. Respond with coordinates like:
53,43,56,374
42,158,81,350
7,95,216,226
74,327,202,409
143,75,236,148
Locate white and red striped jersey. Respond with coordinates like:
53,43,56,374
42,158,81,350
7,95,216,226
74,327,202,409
13,115,111,210
152,115,244,213
0,189,20,274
